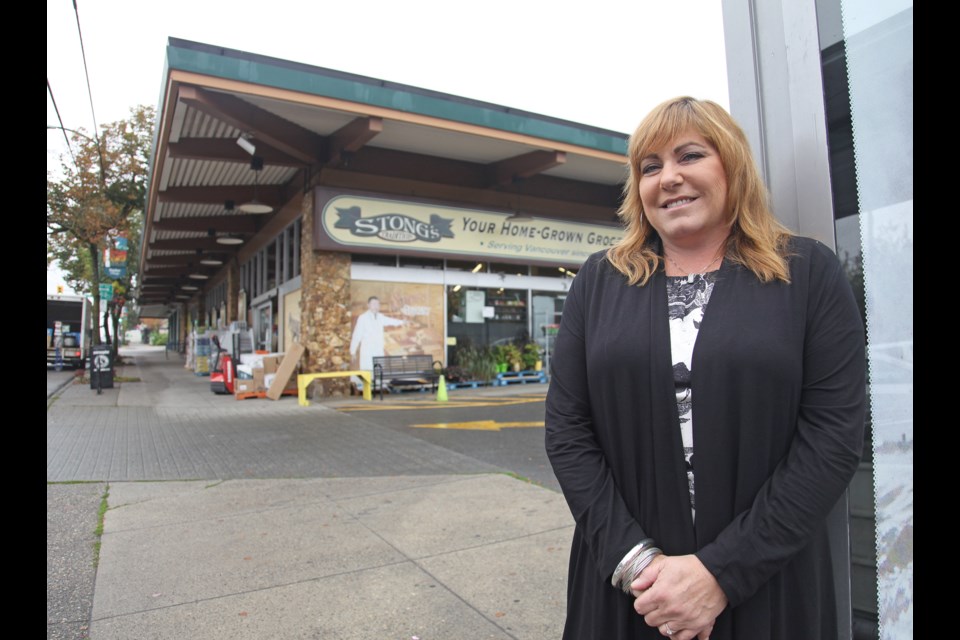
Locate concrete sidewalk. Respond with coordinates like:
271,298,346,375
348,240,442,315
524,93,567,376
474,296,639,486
47,346,573,640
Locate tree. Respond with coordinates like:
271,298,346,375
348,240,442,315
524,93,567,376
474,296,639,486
47,105,155,362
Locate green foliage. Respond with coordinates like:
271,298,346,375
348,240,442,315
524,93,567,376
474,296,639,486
93,485,110,568
501,343,523,368
150,332,169,346
456,345,498,382
47,104,155,360
522,343,542,369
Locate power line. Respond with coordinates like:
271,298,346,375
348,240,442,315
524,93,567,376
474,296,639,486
72,0,106,184
47,78,78,167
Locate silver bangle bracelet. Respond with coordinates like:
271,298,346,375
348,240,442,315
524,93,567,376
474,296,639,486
620,547,662,594
610,538,656,590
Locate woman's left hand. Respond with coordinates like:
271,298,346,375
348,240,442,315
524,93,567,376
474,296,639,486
631,554,728,639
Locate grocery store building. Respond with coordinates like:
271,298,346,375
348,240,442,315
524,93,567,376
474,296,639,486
138,37,628,383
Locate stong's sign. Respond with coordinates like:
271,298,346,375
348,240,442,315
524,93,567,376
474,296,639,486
313,189,623,266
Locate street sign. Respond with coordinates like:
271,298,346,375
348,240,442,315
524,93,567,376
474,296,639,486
99,283,114,300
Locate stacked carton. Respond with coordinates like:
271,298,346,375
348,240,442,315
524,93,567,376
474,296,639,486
232,344,304,399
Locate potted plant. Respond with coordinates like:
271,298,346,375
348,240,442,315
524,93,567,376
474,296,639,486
522,343,542,371
502,343,523,372
492,345,509,373
458,346,498,383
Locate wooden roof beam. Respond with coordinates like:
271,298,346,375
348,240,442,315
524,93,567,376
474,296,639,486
487,150,566,187
157,185,284,207
326,116,383,166
167,139,303,166
152,216,258,233
145,254,233,266
178,86,324,165
149,238,237,251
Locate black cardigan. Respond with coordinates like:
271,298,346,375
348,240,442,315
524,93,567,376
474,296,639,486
544,236,866,640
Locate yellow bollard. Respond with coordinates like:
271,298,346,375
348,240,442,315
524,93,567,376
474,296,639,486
436,375,448,402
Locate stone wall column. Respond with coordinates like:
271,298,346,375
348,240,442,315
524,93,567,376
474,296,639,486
299,186,353,397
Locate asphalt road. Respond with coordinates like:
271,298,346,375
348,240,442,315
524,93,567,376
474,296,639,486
325,386,559,491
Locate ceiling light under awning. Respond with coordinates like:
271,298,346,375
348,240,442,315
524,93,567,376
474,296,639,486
238,156,273,214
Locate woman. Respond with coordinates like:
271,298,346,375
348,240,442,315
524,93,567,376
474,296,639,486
544,97,865,640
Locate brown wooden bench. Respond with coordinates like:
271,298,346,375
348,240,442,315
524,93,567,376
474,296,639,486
372,354,442,400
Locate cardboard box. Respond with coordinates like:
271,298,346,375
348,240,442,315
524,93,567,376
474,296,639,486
267,343,306,400
239,353,263,367
252,367,266,391
261,356,280,375
234,379,258,395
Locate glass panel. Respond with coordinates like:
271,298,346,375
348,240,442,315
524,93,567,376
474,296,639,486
532,292,565,378
531,264,572,277
267,241,277,290
446,285,529,371
446,259,485,272
837,3,913,638
489,261,527,276
351,253,397,267
293,219,301,278
398,256,443,269
254,302,273,352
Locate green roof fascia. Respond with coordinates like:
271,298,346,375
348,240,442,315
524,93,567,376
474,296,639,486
165,42,628,156
141,55,174,273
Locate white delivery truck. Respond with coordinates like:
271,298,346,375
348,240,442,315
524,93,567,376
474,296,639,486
47,294,93,369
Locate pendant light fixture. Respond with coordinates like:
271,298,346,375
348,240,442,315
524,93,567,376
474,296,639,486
238,156,273,214
196,248,223,267
216,235,244,246
212,203,245,246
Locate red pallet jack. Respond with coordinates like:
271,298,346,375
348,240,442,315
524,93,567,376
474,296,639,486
210,334,236,395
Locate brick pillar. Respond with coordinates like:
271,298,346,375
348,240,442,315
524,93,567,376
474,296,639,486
299,187,353,397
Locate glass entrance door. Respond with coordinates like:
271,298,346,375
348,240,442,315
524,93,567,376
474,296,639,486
254,302,273,352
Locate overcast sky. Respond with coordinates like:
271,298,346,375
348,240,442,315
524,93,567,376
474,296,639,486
47,0,730,294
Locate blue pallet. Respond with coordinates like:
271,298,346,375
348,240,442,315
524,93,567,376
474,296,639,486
446,380,493,390
494,370,546,386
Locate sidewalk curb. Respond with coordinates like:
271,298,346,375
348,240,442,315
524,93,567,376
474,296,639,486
47,370,82,400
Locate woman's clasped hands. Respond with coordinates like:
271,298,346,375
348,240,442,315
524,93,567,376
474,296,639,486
630,554,728,640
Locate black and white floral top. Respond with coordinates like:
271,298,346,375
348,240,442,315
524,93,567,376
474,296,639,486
666,270,720,523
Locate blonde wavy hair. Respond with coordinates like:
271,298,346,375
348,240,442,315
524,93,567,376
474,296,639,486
607,96,794,286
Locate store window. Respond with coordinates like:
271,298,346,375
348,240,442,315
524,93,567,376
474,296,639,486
447,286,529,364
446,259,485,272
398,256,443,269
490,262,528,277
531,264,576,278
531,291,565,345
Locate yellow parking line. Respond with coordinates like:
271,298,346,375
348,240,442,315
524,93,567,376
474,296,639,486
334,396,545,412
412,420,545,431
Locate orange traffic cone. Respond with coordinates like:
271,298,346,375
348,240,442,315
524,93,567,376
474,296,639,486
436,374,448,402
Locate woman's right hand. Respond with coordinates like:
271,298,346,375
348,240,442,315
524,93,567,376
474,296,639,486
630,554,725,640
